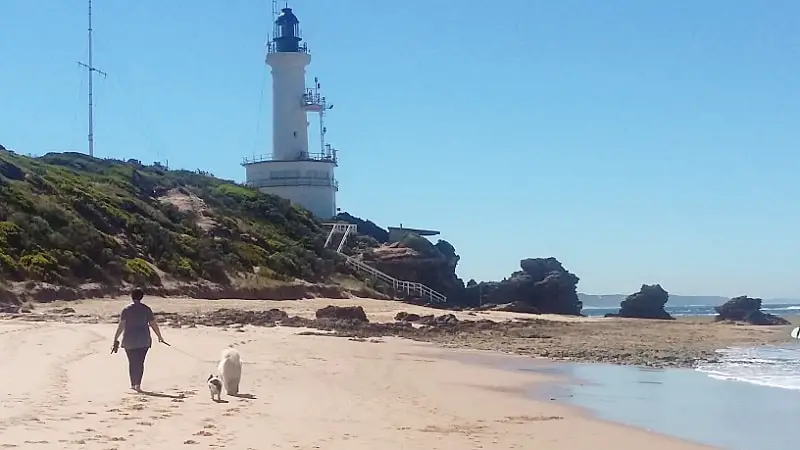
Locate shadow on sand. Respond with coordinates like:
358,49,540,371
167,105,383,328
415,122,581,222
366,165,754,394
229,393,257,400
138,390,186,399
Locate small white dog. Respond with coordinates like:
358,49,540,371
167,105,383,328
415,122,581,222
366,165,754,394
207,374,223,401
217,348,242,396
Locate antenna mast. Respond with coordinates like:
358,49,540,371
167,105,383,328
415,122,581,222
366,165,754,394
77,0,107,158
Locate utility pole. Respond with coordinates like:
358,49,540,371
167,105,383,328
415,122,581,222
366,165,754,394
77,0,107,158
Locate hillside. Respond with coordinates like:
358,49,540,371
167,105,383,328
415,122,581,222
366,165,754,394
0,149,346,299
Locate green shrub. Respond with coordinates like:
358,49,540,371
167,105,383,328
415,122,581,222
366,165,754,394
124,258,162,286
232,242,270,268
400,233,440,257
0,251,19,278
0,151,337,286
19,252,61,282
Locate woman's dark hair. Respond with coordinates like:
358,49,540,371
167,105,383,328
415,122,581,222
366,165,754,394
131,288,145,301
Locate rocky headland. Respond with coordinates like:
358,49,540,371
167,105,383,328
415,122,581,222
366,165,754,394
335,213,583,315
605,284,674,320
714,296,791,325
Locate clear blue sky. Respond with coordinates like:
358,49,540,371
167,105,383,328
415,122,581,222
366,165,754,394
2,1,799,298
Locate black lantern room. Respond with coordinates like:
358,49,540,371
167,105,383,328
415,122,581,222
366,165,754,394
273,7,302,52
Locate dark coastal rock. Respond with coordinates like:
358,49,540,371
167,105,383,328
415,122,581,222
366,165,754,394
491,301,540,314
418,313,459,326
334,212,390,243
458,257,582,315
395,311,421,322
393,311,459,326
315,305,368,323
336,214,581,315
360,234,464,302
611,284,674,320
714,296,790,325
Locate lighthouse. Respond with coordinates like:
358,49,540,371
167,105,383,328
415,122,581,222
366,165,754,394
242,5,338,219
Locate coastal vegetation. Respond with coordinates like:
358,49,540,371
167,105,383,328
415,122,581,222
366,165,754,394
0,149,340,292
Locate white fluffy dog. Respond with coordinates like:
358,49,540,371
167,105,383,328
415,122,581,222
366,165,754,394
217,348,242,396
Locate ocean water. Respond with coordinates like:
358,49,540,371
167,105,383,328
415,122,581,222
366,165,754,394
543,362,800,450
583,302,800,392
458,352,800,449
696,344,800,391
581,302,800,317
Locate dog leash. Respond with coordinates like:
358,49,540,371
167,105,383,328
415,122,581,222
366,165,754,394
162,342,216,363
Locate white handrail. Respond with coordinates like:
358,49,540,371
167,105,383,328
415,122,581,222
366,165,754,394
323,223,447,303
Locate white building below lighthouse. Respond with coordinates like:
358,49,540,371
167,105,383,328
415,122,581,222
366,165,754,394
243,6,338,219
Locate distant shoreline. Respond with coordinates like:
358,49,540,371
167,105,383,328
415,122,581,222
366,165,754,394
580,293,800,309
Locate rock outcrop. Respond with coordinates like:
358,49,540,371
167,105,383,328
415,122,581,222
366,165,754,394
359,233,464,301
395,311,459,325
607,284,674,320
714,296,791,325
334,212,389,243
335,215,583,316
459,257,582,315
315,305,368,322
491,301,541,314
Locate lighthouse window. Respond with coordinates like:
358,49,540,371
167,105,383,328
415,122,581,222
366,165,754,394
305,170,330,179
270,170,300,180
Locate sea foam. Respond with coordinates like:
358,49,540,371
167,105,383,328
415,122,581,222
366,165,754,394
696,344,800,391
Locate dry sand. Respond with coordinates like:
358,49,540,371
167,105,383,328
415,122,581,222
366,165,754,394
0,297,726,449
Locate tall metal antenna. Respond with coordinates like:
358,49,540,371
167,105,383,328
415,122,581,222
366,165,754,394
77,0,107,158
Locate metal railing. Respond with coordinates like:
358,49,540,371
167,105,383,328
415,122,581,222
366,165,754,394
322,223,447,304
242,152,336,165
267,41,309,55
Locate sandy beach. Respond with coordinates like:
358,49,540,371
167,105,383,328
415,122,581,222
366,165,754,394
16,295,793,368
0,297,724,449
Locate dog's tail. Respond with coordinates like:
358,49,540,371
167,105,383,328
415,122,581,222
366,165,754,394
220,348,241,363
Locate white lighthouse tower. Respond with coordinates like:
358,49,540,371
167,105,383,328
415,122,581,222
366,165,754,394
242,5,338,219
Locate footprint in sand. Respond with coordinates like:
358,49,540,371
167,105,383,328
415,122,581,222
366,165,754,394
222,407,241,417
193,430,214,437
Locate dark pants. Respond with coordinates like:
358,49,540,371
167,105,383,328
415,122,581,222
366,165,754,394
125,347,149,387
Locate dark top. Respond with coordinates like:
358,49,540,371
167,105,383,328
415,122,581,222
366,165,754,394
120,302,154,350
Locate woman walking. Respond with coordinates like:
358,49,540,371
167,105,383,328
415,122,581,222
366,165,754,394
112,288,167,392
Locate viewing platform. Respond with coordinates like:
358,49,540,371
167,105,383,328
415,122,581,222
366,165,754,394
388,226,441,243
241,148,337,166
